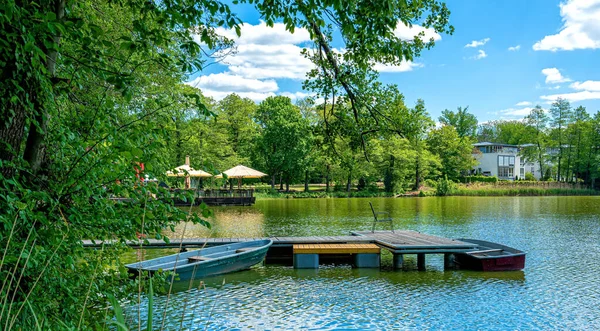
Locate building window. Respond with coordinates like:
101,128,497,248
498,155,515,166
498,167,514,178
530,167,535,174
520,168,525,177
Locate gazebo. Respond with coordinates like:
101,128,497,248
166,156,212,189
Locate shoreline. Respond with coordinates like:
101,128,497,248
254,188,599,199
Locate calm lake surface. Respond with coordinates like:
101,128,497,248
123,196,600,330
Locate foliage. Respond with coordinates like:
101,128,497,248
439,106,478,139
524,172,536,181
253,96,313,191
459,175,498,183
435,176,457,196
427,125,477,180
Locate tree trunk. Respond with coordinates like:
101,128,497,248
279,173,283,190
346,172,352,192
0,102,27,178
23,0,66,175
271,174,276,189
285,178,290,192
304,170,309,192
325,164,330,192
565,145,572,182
414,153,420,191
575,131,582,180
537,142,544,180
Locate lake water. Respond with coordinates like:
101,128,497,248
123,196,600,330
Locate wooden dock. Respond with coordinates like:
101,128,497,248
84,230,484,270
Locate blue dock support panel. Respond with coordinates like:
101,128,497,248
294,253,319,269
393,254,404,269
354,253,380,268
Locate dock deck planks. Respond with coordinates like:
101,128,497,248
351,230,478,253
82,231,478,254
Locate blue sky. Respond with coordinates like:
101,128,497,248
188,0,600,123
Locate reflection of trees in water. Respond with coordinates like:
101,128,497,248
164,197,600,239
169,207,266,238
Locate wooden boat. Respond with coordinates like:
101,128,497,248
453,239,526,271
126,239,272,280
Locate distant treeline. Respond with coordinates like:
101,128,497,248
167,94,600,192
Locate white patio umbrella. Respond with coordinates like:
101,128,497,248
215,165,267,188
166,156,212,189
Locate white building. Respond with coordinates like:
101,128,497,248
472,142,548,180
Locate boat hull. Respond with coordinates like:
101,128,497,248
126,240,272,281
453,239,526,271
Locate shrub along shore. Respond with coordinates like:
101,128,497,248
253,181,599,199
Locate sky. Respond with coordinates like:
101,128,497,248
186,0,600,123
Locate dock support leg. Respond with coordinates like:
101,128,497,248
294,254,319,269
417,254,426,271
354,253,380,268
444,253,456,270
393,254,404,270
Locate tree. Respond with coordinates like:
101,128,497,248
0,0,452,328
549,98,573,181
568,106,590,182
217,94,259,163
427,125,477,179
524,105,550,180
439,106,478,139
254,96,311,191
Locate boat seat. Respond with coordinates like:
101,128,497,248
188,256,213,263
236,248,254,253
467,249,503,255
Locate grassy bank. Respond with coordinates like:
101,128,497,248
255,190,395,199
452,187,599,196
253,185,599,199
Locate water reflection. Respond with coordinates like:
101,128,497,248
123,196,600,330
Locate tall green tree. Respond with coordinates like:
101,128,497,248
427,125,476,179
439,106,478,139
524,105,550,179
217,94,259,164
254,96,312,191
549,98,573,181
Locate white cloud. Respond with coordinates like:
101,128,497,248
533,0,600,51
470,50,487,60
496,106,548,120
214,21,311,46
188,22,317,101
508,45,521,51
280,91,314,100
465,38,490,48
374,61,424,72
540,90,600,102
187,73,278,93
541,68,571,84
225,44,313,80
394,22,441,42
516,101,532,106
570,80,600,91
186,73,279,102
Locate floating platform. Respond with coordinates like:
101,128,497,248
84,231,521,271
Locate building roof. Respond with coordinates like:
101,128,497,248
473,142,519,147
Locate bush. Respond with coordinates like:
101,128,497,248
458,175,498,184
524,172,536,181
435,175,457,196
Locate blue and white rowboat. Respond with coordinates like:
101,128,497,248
126,239,273,280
